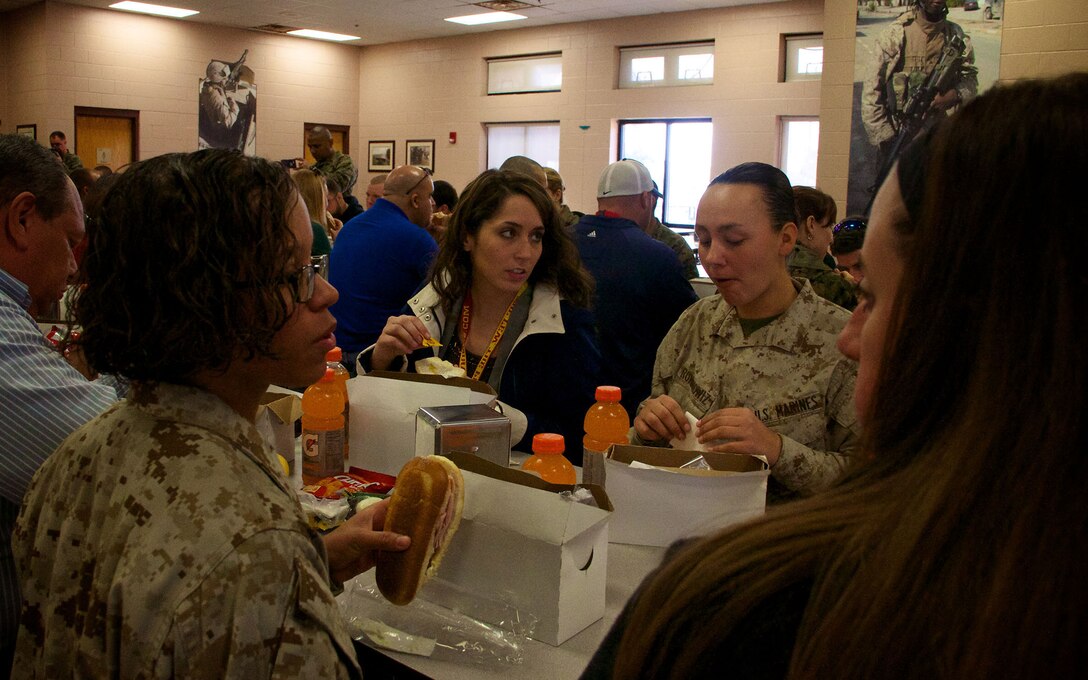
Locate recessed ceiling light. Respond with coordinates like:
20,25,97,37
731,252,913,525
445,11,527,26
287,29,361,42
108,2,198,18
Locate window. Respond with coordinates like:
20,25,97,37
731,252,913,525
783,34,823,82
780,117,820,188
486,123,560,171
618,119,713,227
619,42,714,89
487,53,562,95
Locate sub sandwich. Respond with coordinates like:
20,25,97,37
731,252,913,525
376,455,465,605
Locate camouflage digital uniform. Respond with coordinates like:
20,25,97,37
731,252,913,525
636,280,858,499
862,5,977,147
312,150,359,197
650,216,699,280
787,243,858,311
13,383,361,679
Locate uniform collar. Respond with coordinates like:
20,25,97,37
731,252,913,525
712,278,818,350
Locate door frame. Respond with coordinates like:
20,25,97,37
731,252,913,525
74,106,140,164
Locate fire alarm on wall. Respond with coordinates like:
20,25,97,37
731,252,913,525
449,131,457,144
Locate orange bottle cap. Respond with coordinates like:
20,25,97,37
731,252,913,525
326,346,343,362
532,433,565,454
595,386,622,402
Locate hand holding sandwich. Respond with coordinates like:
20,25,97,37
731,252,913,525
323,498,411,586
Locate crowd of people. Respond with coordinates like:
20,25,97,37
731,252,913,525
0,71,1084,677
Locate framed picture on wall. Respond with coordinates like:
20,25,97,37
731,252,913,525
16,124,36,140
406,139,435,172
368,141,395,172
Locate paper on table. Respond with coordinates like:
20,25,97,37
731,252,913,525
669,411,707,452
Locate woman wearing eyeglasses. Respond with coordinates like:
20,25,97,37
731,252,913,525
13,149,409,677
787,186,858,310
633,162,858,501
362,169,601,459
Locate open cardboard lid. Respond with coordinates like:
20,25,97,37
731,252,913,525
608,445,767,474
446,452,612,545
369,370,496,398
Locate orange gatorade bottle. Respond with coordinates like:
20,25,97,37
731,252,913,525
583,386,630,460
326,347,351,461
521,433,577,485
302,367,346,485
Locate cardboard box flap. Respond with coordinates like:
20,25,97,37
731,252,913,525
445,452,612,545
369,370,497,398
259,388,302,425
609,445,767,473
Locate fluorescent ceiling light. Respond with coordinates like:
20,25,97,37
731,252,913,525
109,2,198,18
445,11,527,26
287,29,361,42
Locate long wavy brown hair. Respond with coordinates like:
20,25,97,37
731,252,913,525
429,169,592,313
612,73,1088,678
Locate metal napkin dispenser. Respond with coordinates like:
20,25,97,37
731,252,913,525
415,404,511,467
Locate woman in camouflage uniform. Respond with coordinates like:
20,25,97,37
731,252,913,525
633,163,858,501
787,185,858,310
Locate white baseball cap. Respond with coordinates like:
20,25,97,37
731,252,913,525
597,159,655,198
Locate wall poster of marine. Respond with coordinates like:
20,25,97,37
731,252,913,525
198,49,257,156
846,0,1003,215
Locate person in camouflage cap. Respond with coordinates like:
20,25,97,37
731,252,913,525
12,149,410,677
634,163,858,502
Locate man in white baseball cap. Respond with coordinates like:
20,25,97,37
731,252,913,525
573,159,697,416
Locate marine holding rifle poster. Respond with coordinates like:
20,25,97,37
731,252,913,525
198,50,257,156
847,0,1003,215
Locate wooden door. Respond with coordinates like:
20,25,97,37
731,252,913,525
75,107,138,172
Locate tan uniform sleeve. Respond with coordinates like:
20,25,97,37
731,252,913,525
771,359,859,494
861,22,903,146
169,529,361,679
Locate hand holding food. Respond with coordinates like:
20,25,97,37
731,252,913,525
376,456,465,605
633,394,690,443
322,497,410,586
697,407,783,465
372,315,435,370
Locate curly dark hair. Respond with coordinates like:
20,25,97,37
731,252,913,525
74,149,301,383
430,169,593,312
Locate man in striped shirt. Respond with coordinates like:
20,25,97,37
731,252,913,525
0,134,122,674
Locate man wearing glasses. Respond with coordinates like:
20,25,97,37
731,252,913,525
329,164,437,374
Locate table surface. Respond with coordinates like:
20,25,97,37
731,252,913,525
348,542,664,679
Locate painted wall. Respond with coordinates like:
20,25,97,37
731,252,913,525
0,1,360,165
356,0,826,213
1,0,1085,208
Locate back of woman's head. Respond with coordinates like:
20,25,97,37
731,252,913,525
792,185,836,225
292,168,326,223
431,169,592,309
711,161,798,230
77,149,299,383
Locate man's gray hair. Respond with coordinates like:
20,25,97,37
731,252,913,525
0,134,70,219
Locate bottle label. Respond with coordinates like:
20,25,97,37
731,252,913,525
303,427,345,479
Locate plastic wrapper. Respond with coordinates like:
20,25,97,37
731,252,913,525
301,468,397,500
339,578,535,667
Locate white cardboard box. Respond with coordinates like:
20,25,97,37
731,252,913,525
347,371,496,476
255,387,302,471
604,445,769,547
425,453,613,647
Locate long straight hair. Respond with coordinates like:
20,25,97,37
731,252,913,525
613,73,1088,678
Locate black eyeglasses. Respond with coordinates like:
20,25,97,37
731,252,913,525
833,218,867,235
287,254,328,303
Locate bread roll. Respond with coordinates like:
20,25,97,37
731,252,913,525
376,456,464,605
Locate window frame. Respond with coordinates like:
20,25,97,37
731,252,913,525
486,52,563,95
778,115,821,188
618,41,715,89
617,117,713,229
484,121,561,171
781,33,823,83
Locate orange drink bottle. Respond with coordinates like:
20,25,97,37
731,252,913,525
521,433,577,485
301,367,346,485
326,347,351,461
583,386,630,460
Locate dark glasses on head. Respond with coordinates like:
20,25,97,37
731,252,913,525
833,218,867,235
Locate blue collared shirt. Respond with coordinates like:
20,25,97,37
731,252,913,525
0,266,122,647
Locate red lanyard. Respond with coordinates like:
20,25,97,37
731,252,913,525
458,284,527,381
